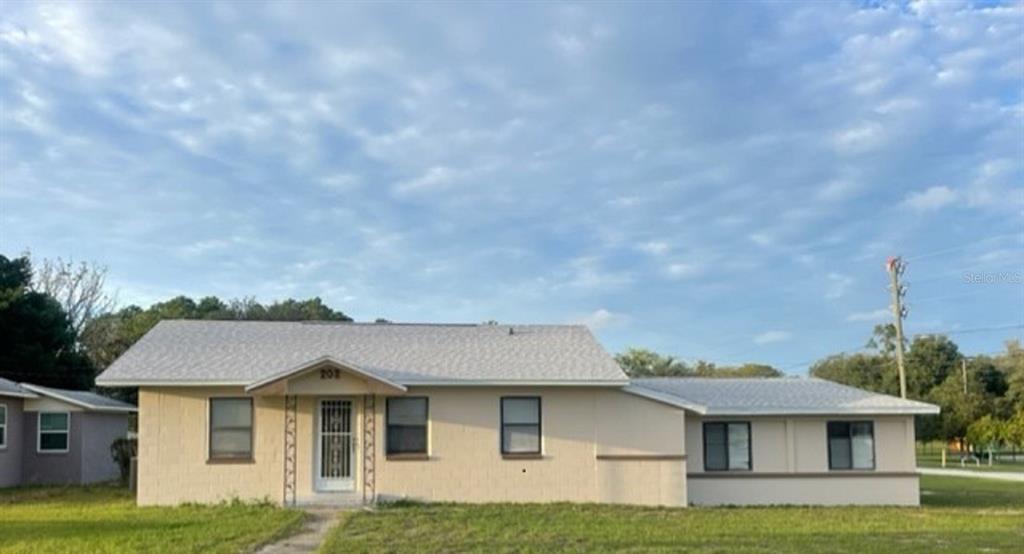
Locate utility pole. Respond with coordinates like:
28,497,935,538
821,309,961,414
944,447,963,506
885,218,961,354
961,358,968,395
886,256,908,399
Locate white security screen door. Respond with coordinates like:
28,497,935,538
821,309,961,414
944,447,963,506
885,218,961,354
316,399,355,491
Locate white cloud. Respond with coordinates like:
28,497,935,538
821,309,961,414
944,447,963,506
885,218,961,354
825,272,854,300
903,185,958,211
638,241,670,256
749,232,774,247
846,308,891,322
753,330,792,345
393,166,458,194
832,122,885,153
317,173,362,192
665,263,701,279
569,308,627,330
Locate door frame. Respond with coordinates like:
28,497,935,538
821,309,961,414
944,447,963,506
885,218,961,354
314,397,357,492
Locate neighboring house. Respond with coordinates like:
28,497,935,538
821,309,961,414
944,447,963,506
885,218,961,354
0,377,136,487
95,320,938,507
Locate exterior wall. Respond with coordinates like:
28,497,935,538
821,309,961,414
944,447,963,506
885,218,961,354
137,386,688,507
685,414,919,506
137,387,284,505
0,398,24,487
80,412,131,483
21,412,84,485
374,387,687,506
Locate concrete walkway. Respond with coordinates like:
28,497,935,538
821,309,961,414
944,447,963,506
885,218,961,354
919,467,1024,482
254,507,344,554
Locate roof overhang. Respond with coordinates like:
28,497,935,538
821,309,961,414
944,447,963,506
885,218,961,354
0,389,39,399
245,356,408,394
622,385,709,414
700,405,941,416
19,384,137,413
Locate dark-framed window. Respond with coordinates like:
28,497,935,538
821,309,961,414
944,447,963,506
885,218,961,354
827,421,875,470
386,397,428,455
209,397,253,460
501,397,541,455
0,403,6,449
703,422,752,471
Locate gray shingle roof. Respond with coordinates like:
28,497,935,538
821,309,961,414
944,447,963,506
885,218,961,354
20,384,137,412
96,320,628,386
0,377,36,398
626,377,939,415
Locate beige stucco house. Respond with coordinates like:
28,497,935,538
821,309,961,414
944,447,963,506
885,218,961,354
96,320,938,507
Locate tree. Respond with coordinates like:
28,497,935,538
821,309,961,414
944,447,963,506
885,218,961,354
0,255,94,389
810,353,891,394
1004,410,1024,449
32,257,116,336
901,335,961,399
927,372,986,449
966,415,1006,451
695,362,782,378
615,348,692,377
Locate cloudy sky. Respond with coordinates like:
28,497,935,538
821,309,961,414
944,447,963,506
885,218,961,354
1,1,1021,372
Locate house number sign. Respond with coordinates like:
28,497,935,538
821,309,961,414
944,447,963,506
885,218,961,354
320,368,342,379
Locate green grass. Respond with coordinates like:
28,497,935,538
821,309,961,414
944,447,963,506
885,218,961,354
319,476,1024,553
0,484,304,554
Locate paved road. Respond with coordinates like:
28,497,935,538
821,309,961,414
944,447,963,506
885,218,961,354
919,467,1024,482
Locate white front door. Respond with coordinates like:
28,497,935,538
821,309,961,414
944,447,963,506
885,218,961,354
316,399,355,492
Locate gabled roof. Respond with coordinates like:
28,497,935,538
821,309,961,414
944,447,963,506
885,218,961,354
96,320,629,387
0,377,37,399
626,377,940,416
19,384,137,413
245,356,408,393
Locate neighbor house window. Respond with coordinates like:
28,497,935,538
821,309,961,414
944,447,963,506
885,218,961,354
828,421,875,470
209,398,253,460
501,397,541,455
38,412,70,453
386,397,428,455
703,422,751,471
0,404,6,448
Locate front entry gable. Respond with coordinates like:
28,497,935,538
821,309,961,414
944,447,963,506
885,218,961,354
245,356,407,396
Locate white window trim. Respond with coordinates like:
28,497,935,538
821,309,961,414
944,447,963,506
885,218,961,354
37,411,70,454
0,403,7,449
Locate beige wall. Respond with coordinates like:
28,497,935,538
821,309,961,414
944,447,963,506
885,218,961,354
374,387,686,506
136,386,687,507
684,414,920,506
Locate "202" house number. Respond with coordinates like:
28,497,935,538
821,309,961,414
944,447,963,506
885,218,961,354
320,368,342,379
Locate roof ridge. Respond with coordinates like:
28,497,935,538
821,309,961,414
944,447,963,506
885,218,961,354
158,319,584,328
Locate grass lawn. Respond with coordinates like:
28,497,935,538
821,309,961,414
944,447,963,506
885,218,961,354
320,475,1024,553
0,484,304,554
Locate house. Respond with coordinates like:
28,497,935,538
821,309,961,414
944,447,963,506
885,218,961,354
95,320,938,507
0,377,136,487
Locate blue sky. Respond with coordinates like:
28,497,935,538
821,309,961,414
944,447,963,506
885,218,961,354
0,1,1021,373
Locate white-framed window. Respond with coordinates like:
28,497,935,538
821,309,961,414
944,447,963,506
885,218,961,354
38,412,70,453
0,404,7,449
501,397,541,455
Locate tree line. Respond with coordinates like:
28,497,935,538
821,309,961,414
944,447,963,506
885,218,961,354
0,254,352,401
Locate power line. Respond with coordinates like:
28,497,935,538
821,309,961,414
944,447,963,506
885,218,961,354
903,232,1022,263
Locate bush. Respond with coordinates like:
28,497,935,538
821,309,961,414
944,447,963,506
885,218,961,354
110,437,137,483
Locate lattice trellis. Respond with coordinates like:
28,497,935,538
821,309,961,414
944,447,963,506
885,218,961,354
283,395,298,506
362,394,376,504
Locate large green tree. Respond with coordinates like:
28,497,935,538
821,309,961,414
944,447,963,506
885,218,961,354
0,255,94,389
615,348,782,378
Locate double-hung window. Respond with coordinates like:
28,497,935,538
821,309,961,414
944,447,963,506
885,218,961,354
209,398,253,461
501,397,541,455
828,421,874,470
38,412,70,453
0,404,7,448
386,397,428,456
703,422,751,471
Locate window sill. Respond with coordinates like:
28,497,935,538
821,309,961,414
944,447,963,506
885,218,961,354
386,453,430,461
206,457,255,465
37,450,69,455
502,453,544,460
